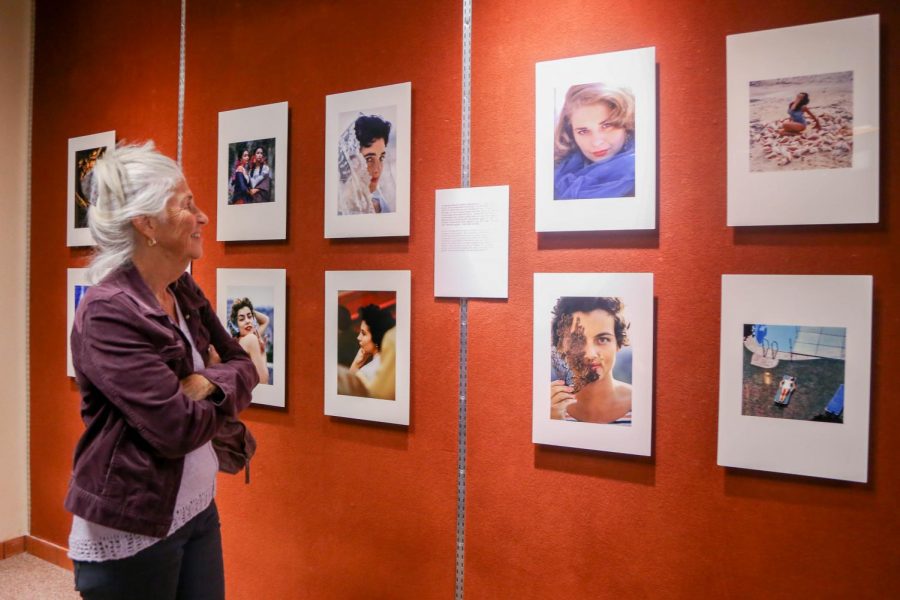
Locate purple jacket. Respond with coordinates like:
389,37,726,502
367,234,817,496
65,265,258,537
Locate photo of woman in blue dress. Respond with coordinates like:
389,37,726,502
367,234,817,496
553,83,636,200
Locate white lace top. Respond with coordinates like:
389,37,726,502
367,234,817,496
68,295,218,562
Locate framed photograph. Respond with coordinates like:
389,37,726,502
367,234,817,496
727,15,879,225
217,102,288,241
324,82,411,238
67,131,115,247
718,275,873,482
67,268,91,377
216,269,286,408
535,47,656,232
533,273,654,455
324,270,411,425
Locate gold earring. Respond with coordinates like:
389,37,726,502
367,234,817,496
148,238,157,247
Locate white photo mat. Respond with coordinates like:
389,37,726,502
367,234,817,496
726,15,879,226
434,185,509,299
67,131,115,247
533,272,654,455
535,48,656,232
67,268,90,377
718,275,873,482
324,270,411,425
217,102,289,241
324,82,411,238
216,268,286,408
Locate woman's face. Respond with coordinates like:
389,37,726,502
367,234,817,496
565,309,618,384
254,148,265,163
241,150,250,165
570,103,627,163
361,138,386,192
357,320,377,355
155,179,208,262
236,307,254,337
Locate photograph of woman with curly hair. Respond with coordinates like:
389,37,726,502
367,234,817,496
549,296,633,425
217,269,285,407
227,296,272,385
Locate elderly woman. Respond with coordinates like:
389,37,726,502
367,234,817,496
66,142,259,599
549,297,632,424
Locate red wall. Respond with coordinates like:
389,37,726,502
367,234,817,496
466,1,900,598
30,0,182,551
30,0,899,598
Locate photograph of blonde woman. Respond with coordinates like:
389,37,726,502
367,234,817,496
228,296,272,385
553,83,636,200
66,141,259,599
550,297,633,425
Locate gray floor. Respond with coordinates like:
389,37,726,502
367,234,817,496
0,553,78,599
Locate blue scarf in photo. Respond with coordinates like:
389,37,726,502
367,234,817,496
553,137,636,200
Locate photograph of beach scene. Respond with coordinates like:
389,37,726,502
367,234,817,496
742,324,845,423
748,71,853,172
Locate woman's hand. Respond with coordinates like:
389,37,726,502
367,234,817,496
349,347,371,374
550,380,575,420
207,345,222,365
180,373,216,402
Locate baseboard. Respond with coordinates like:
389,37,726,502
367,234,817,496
1,536,26,559
24,535,73,572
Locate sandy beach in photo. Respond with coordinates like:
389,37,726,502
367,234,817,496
749,71,853,172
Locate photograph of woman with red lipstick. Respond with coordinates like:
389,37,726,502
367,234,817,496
553,83,636,200
549,296,633,424
228,297,271,385
217,268,286,407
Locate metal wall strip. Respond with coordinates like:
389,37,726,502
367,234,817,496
455,2,473,598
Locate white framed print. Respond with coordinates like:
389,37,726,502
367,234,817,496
324,270,411,425
727,15,880,225
535,47,656,232
67,268,91,377
68,130,115,247
533,273,654,455
217,102,288,241
324,82,411,238
216,269,286,408
718,275,873,482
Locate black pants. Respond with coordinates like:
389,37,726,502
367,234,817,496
73,501,224,600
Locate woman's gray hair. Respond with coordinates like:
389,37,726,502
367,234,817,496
86,141,184,282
